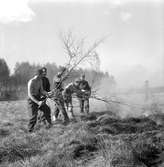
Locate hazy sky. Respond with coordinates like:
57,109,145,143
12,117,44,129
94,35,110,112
0,0,163,88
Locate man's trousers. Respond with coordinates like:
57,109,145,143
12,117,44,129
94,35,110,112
78,98,89,114
53,98,69,122
27,99,52,132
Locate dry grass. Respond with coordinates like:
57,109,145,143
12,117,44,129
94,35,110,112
0,100,164,167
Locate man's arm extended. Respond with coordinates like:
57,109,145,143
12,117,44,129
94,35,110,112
28,80,40,104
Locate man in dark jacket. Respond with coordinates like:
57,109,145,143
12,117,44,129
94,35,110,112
41,67,50,92
77,74,91,114
38,67,51,124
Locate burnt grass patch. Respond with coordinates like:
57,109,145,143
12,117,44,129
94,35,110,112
51,112,164,167
0,109,164,167
122,130,164,167
81,112,164,166
72,144,98,159
86,113,162,135
0,128,10,137
74,137,99,160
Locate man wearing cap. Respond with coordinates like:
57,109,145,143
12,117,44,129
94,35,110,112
41,67,50,92
38,67,51,124
63,79,81,118
52,72,69,124
27,69,52,132
77,74,91,114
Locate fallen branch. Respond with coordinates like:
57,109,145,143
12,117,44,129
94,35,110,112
90,95,145,110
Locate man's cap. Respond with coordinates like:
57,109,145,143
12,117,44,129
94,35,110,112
57,72,62,78
41,67,47,73
54,77,61,82
53,72,62,82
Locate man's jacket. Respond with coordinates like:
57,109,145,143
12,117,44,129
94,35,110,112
78,80,91,99
42,77,50,92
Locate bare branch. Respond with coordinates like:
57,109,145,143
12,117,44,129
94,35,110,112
58,31,108,90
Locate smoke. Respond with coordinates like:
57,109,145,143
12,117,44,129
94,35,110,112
91,71,163,118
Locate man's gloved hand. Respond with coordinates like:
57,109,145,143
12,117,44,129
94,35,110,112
84,90,91,98
38,101,44,107
47,91,54,98
40,95,46,100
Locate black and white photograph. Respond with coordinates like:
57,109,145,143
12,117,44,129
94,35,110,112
0,0,164,166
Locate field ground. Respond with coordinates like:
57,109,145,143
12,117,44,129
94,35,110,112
0,94,164,167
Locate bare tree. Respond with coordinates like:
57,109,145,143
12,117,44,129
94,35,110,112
52,31,141,112
59,30,105,81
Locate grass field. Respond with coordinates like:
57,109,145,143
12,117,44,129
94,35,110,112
0,95,164,167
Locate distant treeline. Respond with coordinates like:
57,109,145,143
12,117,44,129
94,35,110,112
0,58,116,100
